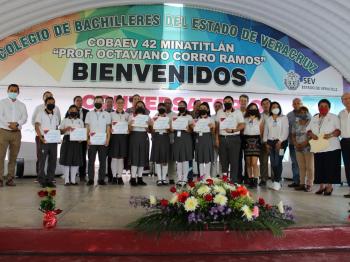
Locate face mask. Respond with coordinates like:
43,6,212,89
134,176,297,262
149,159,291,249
69,112,78,118
47,104,55,111
178,107,186,113
199,109,208,116
298,114,309,121
158,108,166,115
94,103,102,109
135,107,145,114
224,102,232,110
319,107,329,115
8,92,18,99
248,109,259,116
271,108,280,115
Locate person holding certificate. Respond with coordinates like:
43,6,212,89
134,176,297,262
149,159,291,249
263,101,289,191
35,96,60,188
59,105,84,186
194,102,215,179
151,102,171,186
85,96,111,186
215,96,245,184
172,100,194,186
109,95,129,185
307,99,341,196
243,103,264,188
128,101,151,186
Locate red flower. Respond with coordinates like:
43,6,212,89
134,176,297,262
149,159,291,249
230,190,240,198
50,190,56,197
178,192,190,203
258,197,265,206
160,199,169,207
222,175,229,182
206,179,214,186
54,209,63,214
38,190,48,197
236,186,248,196
265,204,272,210
204,194,213,202
170,186,177,193
188,181,195,188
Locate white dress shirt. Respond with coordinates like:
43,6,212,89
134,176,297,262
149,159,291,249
85,110,111,133
31,104,61,126
0,98,28,130
244,117,262,136
215,109,244,136
306,113,341,152
59,118,84,135
263,115,289,142
339,109,350,139
35,110,60,136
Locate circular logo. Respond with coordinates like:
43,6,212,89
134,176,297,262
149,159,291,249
284,70,300,90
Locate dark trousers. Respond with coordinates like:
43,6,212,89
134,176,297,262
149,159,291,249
79,141,87,178
289,144,300,184
35,136,40,175
88,145,107,182
238,135,248,182
107,156,113,180
267,140,288,182
341,138,350,186
38,143,57,184
219,135,241,183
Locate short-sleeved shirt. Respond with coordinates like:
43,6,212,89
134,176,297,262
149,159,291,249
193,116,215,134
292,121,311,152
111,111,129,123
215,109,244,136
35,110,60,136
171,114,194,130
243,117,262,136
128,113,151,132
85,110,111,133
59,118,84,135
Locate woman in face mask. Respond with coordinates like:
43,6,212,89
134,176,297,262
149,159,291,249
171,100,194,186
307,99,341,196
243,103,264,188
151,103,171,185
59,105,85,186
263,101,289,191
193,102,215,179
128,100,151,186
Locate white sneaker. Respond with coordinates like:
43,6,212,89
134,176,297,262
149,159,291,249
268,181,281,191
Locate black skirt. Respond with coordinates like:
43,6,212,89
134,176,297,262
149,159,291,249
172,131,193,162
314,149,341,184
195,133,214,163
109,134,128,158
128,131,149,167
243,135,261,157
151,132,170,163
59,135,83,166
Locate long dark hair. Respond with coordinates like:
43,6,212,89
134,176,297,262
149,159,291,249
269,101,282,116
198,102,211,118
177,100,190,116
65,105,79,118
244,103,261,119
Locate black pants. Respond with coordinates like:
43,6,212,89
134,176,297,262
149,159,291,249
88,145,107,182
79,141,87,178
341,138,350,186
219,135,241,183
35,136,40,175
38,143,57,184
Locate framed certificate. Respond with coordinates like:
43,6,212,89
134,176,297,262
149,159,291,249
132,115,149,128
220,117,237,130
44,130,61,144
153,116,170,130
172,117,188,131
112,121,128,134
194,119,210,133
70,128,87,141
90,132,107,145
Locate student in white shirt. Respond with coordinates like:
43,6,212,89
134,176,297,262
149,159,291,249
215,96,245,183
340,93,350,198
59,105,84,186
35,96,60,188
164,98,177,184
85,96,111,186
263,101,289,191
307,99,341,196
128,100,151,186
211,100,223,178
0,84,28,187
243,103,264,188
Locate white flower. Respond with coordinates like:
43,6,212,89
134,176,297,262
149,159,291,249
170,194,178,204
149,195,157,205
184,197,198,212
213,185,226,195
241,205,253,221
223,183,236,191
212,178,221,184
213,194,228,206
277,201,284,214
197,185,211,196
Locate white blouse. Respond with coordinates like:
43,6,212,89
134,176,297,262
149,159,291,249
244,117,262,136
128,114,151,132
59,118,84,135
171,114,194,130
263,115,289,142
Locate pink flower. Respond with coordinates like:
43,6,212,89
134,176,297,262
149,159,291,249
253,206,259,218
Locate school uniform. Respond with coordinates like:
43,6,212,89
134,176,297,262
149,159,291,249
85,110,111,184
339,109,350,189
166,111,177,183
243,117,262,157
35,110,60,186
59,117,84,184
78,107,89,180
216,109,244,183
307,113,341,184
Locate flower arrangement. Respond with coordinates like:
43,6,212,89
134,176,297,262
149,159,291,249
129,177,294,235
38,188,62,229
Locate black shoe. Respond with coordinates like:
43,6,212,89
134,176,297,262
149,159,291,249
86,180,94,186
117,177,124,185
137,177,147,186
108,176,113,183
71,182,78,186
40,183,46,188
156,180,163,186
64,183,70,186
98,180,107,186
288,182,299,188
162,180,169,185
80,176,87,182
259,180,266,187
46,182,56,188
130,178,137,186
169,179,175,185
315,188,325,195
344,194,350,198
112,177,118,185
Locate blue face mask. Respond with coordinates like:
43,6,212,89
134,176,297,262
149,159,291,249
8,92,18,99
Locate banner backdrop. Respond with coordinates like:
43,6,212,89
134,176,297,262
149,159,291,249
0,4,346,95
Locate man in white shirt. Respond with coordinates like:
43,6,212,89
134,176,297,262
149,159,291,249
215,95,245,183
0,84,28,187
164,98,177,184
340,92,350,198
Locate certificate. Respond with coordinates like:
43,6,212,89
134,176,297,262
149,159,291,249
70,128,87,141
220,117,237,130
132,115,149,128
112,121,128,134
90,132,106,145
309,133,330,153
44,130,61,144
194,119,210,133
153,117,170,130
172,117,188,130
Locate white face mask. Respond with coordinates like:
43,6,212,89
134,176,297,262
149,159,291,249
271,108,280,115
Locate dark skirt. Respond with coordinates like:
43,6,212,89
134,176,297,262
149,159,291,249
314,149,341,184
172,131,193,162
59,135,83,166
195,133,214,163
109,134,128,158
128,131,149,167
243,135,261,157
151,132,170,163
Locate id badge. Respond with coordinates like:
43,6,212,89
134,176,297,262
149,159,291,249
279,149,285,156
177,131,181,137
199,132,203,136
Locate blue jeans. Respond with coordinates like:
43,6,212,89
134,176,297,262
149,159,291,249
289,144,300,184
268,140,288,182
